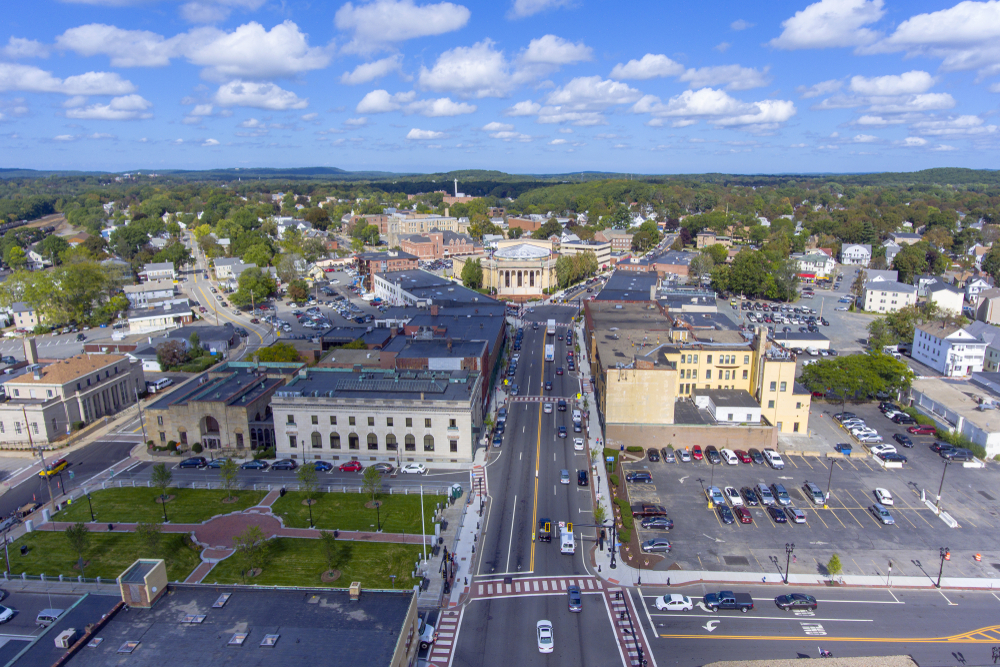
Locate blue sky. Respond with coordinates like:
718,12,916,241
2,0,1000,174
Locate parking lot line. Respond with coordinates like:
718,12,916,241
831,492,865,527
810,504,831,529
748,549,765,570
798,455,814,470
785,456,798,469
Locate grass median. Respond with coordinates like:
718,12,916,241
56,487,267,525
9,531,201,582
203,538,424,589
270,491,445,533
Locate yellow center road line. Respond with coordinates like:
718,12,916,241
191,282,265,346
528,327,548,573
658,625,1000,644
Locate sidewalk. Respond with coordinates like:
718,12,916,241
443,447,490,608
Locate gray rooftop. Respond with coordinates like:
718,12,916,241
863,280,917,294
143,262,174,272
147,370,285,411
772,331,831,343
595,270,658,302
693,388,760,408
59,586,414,667
276,368,480,403
128,300,194,320
381,269,453,290
397,339,488,359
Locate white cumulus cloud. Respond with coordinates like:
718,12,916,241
631,87,796,130
731,19,754,31
508,0,573,19
482,121,513,131
609,53,684,80
912,114,998,136
355,89,416,113
680,65,771,91
489,130,531,142
214,80,308,109
504,100,541,116
341,55,404,85
796,79,842,98
418,40,514,98
65,94,152,120
344,117,368,126
336,0,470,54
770,0,885,50
901,136,927,146
2,37,50,59
852,134,879,142
202,137,220,146
407,97,476,116
0,63,136,96
849,70,934,95
406,128,445,140
549,138,567,144
521,35,591,65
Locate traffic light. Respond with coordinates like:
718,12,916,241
543,522,551,533
567,522,573,533
68,471,74,480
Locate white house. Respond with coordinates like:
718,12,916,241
142,262,176,282
968,244,991,269
795,252,836,279
966,321,1000,372
863,269,898,283
926,280,964,317
862,280,917,313
840,243,872,267
912,322,986,377
882,240,902,266
966,276,992,303
124,279,176,307
889,232,923,246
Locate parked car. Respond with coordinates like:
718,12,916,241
739,487,759,506
271,459,298,471
647,449,659,462
206,458,232,469
735,449,752,464
692,445,703,461
908,425,937,435
724,486,743,506
641,516,674,530
941,448,974,461
371,462,394,474
775,593,817,611
706,486,726,507
767,507,788,523
626,471,653,483
312,461,333,473
930,441,955,453
787,507,807,523
400,463,426,474
874,488,894,505
641,538,672,553
747,448,765,465
240,460,269,470
869,503,895,525
178,457,207,469
717,505,735,524
654,594,693,611
893,434,914,448
339,461,363,472
705,446,722,464
734,506,753,524
678,448,692,462
661,447,675,463
763,448,784,469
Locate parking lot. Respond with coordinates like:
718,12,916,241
620,403,1000,580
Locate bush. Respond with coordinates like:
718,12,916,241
71,421,85,431
253,447,276,460
146,440,154,448
618,527,631,544
609,473,619,487
625,446,643,453
191,442,203,453
613,498,634,531
167,440,177,449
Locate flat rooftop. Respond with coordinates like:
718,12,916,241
147,370,285,410
380,269,452,290
59,586,414,667
276,368,480,403
914,375,1000,431
694,388,760,408
595,271,658,302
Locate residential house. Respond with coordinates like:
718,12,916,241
976,288,1000,326
11,302,39,330
25,248,49,271
862,269,899,283
794,252,836,279
213,257,246,280
142,262,176,282
124,279,176,307
889,232,923,246
914,274,941,297
968,244,991,269
882,240,902,266
695,231,732,249
965,321,1000,372
926,280,964,316
840,243,872,266
861,280,917,313
966,276,992,303
912,321,986,377
127,298,195,335
650,250,698,280
594,229,634,252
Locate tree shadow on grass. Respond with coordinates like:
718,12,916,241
330,542,353,570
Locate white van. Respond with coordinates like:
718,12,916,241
572,409,582,422
146,378,173,393
560,525,575,554
720,448,739,465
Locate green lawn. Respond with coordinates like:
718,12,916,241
56,487,267,525
9,530,201,582
270,491,445,533
204,537,423,589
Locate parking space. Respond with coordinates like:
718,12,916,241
619,421,1000,577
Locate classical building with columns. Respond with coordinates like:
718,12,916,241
454,239,557,301
0,340,146,448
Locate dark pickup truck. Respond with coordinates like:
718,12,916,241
703,591,754,613
537,517,552,542
631,503,668,518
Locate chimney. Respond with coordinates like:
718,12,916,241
430,304,439,316
444,207,449,218
33,367,42,380
24,338,38,365
447,337,453,351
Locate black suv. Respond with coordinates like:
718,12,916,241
557,399,568,412
625,471,653,484
892,413,916,424
647,449,660,462
705,446,722,464
941,448,974,461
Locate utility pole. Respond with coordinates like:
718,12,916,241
134,386,148,443
23,405,53,504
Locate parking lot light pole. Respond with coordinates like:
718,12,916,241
936,547,950,588
784,543,795,585
887,560,892,588
609,521,617,570
825,460,837,509
935,461,951,514
86,493,95,522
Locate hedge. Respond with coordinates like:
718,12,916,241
903,407,936,426
625,446,643,453
609,473,619,487
613,498,634,532
936,430,987,460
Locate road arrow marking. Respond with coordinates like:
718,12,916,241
809,541,829,546
703,620,720,632
778,476,794,480
702,534,725,543
696,601,713,612
678,476,689,484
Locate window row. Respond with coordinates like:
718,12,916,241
768,381,789,392
286,432,459,453
680,368,749,380
287,415,455,428
679,354,751,365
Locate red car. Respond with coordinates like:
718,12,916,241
734,506,753,524
735,449,752,464
339,461,363,472
907,425,936,435
198,307,207,313
692,445,703,461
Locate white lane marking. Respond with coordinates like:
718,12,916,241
505,494,517,572
703,620,720,632
749,597,904,605
649,613,872,622
937,588,957,606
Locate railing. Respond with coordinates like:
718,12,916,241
59,479,458,501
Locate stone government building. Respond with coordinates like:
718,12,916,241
453,239,557,302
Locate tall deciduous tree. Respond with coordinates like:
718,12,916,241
66,522,91,577
297,462,319,528
219,458,239,501
461,258,483,289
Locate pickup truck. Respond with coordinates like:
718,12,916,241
631,503,668,518
703,591,754,613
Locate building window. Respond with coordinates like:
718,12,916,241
46,389,53,398
235,433,243,448
796,402,802,409
780,381,787,392
158,431,164,442
769,381,776,391
387,417,393,427
744,355,750,364
450,440,458,453
330,416,337,425
289,435,297,448
706,355,712,364
330,433,341,449
793,422,800,433
449,418,456,428
424,435,435,451
311,432,322,449
157,416,163,426
705,370,711,379
746,414,752,422
386,434,397,450
180,431,187,444
311,415,318,425
368,416,375,427
725,370,730,380
768,400,775,409
425,418,432,428
405,434,416,451
349,416,356,426
367,433,378,450
287,415,294,424
742,370,748,380
406,417,413,427
349,433,359,450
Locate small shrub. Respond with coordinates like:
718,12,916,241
613,498,634,532
146,440,154,448
618,527,631,544
167,440,177,449
253,447,276,460
609,473,619,487
191,442,203,453
71,421,85,431
625,446,643,453
666,444,674,451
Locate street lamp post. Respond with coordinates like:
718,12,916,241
936,547,950,588
784,543,795,585
825,460,837,509
936,461,951,514
86,493,95,522
887,560,892,588
609,521,617,570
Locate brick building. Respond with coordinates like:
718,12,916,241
356,250,418,290
595,229,634,252
506,217,542,233
399,229,478,260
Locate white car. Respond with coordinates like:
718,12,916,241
574,438,584,451
400,463,426,474
543,403,553,414
0,605,12,624
835,306,849,311
858,434,884,444
869,444,896,456
724,486,743,507
874,488,894,506
763,448,785,470
654,594,693,611
536,620,554,653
